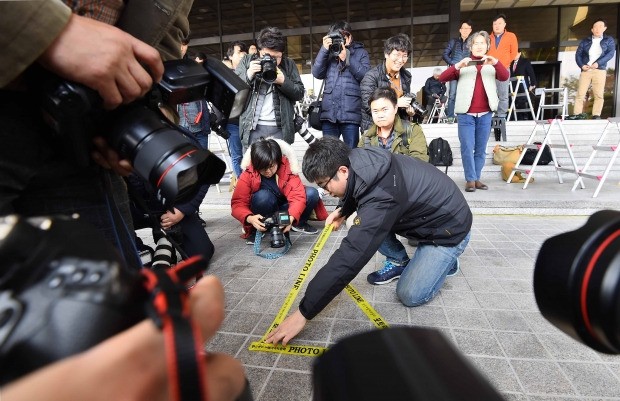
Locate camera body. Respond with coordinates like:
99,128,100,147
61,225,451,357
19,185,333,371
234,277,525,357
403,92,427,117
40,58,251,208
252,54,278,84
328,32,345,57
261,211,291,248
0,215,147,385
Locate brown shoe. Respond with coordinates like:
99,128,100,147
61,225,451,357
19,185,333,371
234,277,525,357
465,181,476,192
475,181,488,190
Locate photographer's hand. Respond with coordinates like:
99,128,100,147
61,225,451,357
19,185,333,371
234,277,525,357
161,208,185,230
38,13,164,110
3,276,247,401
274,67,286,86
246,60,262,81
247,214,267,232
322,35,332,50
91,137,133,176
282,216,295,233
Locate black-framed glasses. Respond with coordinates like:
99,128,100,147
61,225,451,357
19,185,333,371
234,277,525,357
317,172,337,190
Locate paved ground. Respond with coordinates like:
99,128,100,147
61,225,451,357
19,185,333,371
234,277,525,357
138,208,620,401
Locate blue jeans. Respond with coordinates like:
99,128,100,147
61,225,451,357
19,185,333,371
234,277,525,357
457,112,492,182
226,123,243,177
250,186,318,225
390,232,471,306
321,121,360,149
446,80,457,118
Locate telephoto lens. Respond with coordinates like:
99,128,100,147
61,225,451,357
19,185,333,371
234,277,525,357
534,210,620,354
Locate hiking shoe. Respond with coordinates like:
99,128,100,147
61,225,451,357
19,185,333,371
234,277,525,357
447,117,455,124
291,222,318,234
566,113,588,120
367,260,408,285
447,259,460,277
245,231,256,245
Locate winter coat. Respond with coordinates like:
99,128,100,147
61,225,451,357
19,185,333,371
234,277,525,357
231,138,328,237
235,54,305,146
311,41,370,125
358,115,429,162
360,62,412,132
298,148,472,319
575,35,616,70
442,36,471,66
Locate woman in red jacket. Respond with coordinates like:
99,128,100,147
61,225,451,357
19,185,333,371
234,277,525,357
231,138,327,243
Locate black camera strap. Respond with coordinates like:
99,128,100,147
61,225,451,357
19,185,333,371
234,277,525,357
142,255,208,401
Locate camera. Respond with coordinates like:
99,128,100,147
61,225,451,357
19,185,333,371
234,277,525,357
261,211,291,248
403,93,427,117
39,57,250,209
328,32,344,57
0,215,147,385
294,113,318,145
252,54,278,84
534,210,620,354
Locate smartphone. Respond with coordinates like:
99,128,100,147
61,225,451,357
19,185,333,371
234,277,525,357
468,59,485,65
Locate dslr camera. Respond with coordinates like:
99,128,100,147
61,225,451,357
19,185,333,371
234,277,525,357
0,215,148,385
261,211,291,248
534,210,620,354
40,57,249,209
252,54,278,84
403,93,427,117
328,31,345,57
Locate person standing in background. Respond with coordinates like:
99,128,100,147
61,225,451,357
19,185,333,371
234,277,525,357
311,20,370,149
442,20,473,123
486,14,518,123
567,19,616,120
509,49,537,120
224,41,249,188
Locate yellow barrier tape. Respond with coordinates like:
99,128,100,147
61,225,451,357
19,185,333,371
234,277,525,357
249,223,390,355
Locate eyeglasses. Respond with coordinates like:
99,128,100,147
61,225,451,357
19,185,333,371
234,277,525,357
389,52,409,62
317,172,337,190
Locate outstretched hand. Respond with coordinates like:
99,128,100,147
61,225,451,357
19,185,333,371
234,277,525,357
264,310,308,346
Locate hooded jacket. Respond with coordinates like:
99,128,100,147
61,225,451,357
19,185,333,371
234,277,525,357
298,147,472,319
311,41,371,125
231,138,328,237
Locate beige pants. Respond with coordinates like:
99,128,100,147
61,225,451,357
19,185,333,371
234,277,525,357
573,68,607,116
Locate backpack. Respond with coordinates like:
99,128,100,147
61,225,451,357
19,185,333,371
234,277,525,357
521,142,553,165
428,137,453,173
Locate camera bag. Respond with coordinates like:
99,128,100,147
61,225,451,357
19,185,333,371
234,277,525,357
308,80,325,131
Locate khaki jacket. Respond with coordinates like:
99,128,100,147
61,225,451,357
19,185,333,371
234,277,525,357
359,116,429,162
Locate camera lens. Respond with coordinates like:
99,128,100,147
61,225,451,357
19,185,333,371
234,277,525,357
534,210,620,354
110,105,225,208
261,59,277,84
269,226,285,248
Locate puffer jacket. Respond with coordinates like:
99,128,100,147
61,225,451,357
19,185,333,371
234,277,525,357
360,62,412,131
358,115,429,162
235,54,305,146
575,35,617,70
442,36,471,66
311,41,370,125
298,148,472,319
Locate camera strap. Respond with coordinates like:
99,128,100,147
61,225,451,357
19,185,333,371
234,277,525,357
142,255,208,401
253,230,291,259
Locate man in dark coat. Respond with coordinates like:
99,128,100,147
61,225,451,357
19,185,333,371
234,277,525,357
265,137,472,345
312,20,370,148
509,50,537,119
360,33,415,131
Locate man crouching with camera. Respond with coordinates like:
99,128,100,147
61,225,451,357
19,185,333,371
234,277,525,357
235,27,305,149
232,138,328,243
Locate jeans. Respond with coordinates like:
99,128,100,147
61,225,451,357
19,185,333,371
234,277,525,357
446,80,457,118
392,232,471,306
378,233,411,265
250,186,318,225
321,121,360,149
457,112,492,182
495,68,510,117
226,123,243,177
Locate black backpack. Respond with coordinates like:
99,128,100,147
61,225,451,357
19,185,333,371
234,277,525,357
428,137,453,173
521,142,553,165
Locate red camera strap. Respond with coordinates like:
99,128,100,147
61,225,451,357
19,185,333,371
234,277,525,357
142,255,208,401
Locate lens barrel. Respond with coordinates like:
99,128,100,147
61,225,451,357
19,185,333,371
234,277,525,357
534,210,620,354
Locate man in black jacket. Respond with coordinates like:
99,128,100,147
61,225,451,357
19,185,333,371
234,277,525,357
266,137,472,345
